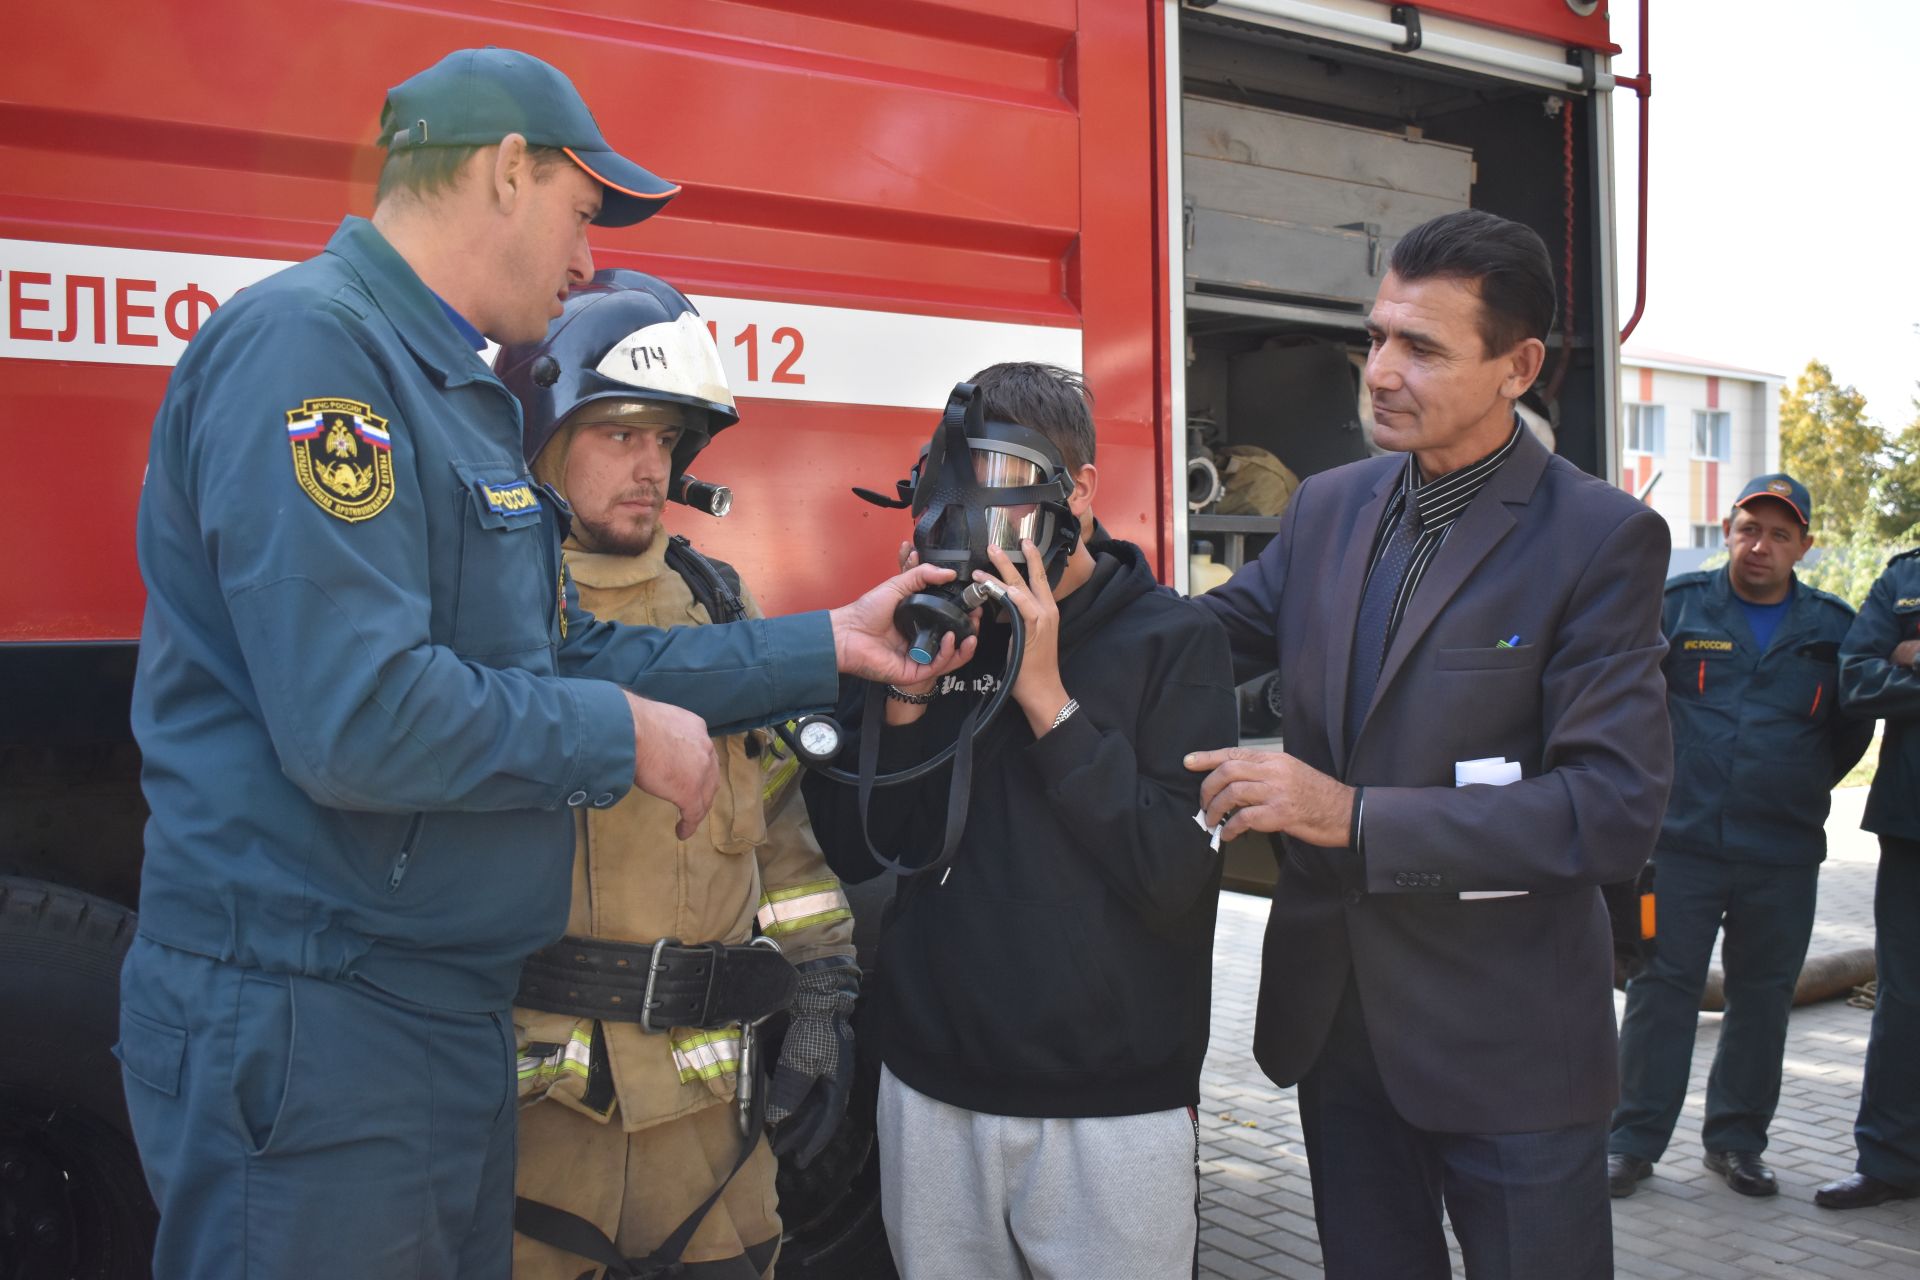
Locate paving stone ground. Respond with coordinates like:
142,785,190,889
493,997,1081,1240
1196,786,1920,1279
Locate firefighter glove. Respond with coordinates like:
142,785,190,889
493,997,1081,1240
767,956,859,1168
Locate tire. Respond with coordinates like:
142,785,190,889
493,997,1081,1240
0,878,156,1279
774,1048,895,1280
772,963,897,1280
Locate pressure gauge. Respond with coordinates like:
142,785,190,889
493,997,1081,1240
792,715,843,764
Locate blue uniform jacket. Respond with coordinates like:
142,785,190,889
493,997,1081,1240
132,217,837,1011
1657,568,1872,866
1840,548,1920,842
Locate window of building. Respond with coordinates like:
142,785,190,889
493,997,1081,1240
1692,410,1730,461
1690,523,1721,549
1624,403,1665,455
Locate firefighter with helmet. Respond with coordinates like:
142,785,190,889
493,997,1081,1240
497,271,859,1278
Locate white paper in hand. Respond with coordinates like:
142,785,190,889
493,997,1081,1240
1193,809,1222,853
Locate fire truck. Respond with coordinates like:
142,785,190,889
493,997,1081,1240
0,1,1648,1274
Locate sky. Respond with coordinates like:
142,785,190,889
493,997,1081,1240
1609,1,1920,427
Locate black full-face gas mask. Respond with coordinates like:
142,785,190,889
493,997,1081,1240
855,381,1081,661
781,383,1080,879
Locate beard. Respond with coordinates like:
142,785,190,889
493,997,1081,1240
571,491,662,557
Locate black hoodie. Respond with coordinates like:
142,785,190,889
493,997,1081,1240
803,540,1238,1118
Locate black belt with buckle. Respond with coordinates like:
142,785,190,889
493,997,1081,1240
516,935,798,1032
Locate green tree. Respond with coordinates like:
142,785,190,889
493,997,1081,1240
1794,526,1899,606
1875,388,1920,540
1778,359,1884,541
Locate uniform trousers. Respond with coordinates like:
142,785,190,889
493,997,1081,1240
1853,837,1920,1189
513,1092,781,1279
1610,852,1819,1161
115,936,517,1280
1297,975,1611,1280
876,1066,1199,1280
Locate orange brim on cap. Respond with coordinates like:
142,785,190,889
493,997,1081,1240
564,147,681,227
1734,492,1808,525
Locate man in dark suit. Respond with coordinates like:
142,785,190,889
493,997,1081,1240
1188,209,1673,1280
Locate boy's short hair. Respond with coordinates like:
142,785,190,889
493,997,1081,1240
968,363,1096,474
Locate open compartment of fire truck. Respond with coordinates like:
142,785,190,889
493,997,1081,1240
1174,3,1615,880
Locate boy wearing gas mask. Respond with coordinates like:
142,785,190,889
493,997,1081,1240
495,272,858,1279
803,363,1239,1278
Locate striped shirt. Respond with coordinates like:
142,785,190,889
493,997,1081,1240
1348,419,1524,856
1362,419,1525,649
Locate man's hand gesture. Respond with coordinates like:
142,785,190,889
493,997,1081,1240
1186,746,1355,848
624,691,719,840
982,540,1072,737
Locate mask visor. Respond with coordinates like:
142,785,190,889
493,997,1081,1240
973,450,1043,557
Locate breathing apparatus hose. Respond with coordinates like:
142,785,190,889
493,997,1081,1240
663,535,1025,850
772,577,1022,788
662,370,1057,877
771,577,1022,879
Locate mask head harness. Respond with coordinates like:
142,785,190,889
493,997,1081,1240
856,381,1081,662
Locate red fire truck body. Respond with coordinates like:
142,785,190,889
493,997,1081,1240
0,2,1642,1273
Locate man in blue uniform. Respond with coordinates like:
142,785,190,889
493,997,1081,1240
1816,543,1920,1209
117,48,969,1280
1607,474,1872,1199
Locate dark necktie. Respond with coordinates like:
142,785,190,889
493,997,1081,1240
1345,497,1422,753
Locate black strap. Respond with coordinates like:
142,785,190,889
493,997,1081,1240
667,521,974,876
852,678,980,878
514,1049,770,1278
664,536,747,625
659,537,777,761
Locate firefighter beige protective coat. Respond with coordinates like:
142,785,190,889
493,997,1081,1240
512,523,854,1275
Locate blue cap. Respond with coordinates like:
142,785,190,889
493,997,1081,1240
1733,473,1811,526
380,48,678,227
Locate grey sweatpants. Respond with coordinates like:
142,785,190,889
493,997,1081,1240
877,1066,1199,1280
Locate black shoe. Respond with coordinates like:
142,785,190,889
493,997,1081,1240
1704,1150,1777,1197
1608,1153,1652,1198
1814,1172,1918,1210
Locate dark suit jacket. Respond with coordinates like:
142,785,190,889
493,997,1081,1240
1199,427,1673,1134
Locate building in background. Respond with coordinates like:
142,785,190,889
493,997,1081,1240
1619,349,1783,575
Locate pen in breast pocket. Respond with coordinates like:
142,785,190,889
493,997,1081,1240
1495,634,1521,649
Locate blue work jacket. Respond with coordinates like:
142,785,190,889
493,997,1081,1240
1656,568,1872,866
132,217,837,1011
1840,548,1920,842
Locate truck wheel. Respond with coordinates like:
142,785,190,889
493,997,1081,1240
771,932,898,1280
771,879,898,1278
774,1053,894,1279
0,878,155,1279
